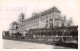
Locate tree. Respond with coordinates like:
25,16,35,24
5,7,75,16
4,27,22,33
61,16,66,27
67,18,72,26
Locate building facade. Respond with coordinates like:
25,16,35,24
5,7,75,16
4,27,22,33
17,7,64,34
10,6,72,35
9,21,18,36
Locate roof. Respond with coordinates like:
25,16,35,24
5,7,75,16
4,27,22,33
11,21,18,25
40,6,61,16
26,6,61,21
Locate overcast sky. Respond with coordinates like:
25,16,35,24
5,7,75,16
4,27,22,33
0,0,79,31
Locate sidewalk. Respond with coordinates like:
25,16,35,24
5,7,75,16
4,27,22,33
3,39,71,49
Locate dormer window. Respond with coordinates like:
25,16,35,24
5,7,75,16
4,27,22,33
50,18,53,21
22,16,24,19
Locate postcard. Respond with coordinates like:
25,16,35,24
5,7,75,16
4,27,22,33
0,0,79,51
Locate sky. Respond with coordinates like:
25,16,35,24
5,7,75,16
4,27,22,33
0,0,79,31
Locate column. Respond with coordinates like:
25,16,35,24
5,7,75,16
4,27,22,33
47,17,50,28
53,19,54,28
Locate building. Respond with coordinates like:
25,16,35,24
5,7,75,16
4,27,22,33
10,6,72,35
9,21,18,36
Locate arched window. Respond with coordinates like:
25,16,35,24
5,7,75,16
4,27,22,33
49,18,53,28
16,26,18,29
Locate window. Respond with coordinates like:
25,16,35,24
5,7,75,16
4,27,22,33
55,21,59,27
16,26,18,29
50,18,53,21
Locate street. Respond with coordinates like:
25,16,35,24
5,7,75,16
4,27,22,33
3,39,71,49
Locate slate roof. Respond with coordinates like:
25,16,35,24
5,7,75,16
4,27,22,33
26,6,61,21
11,21,18,25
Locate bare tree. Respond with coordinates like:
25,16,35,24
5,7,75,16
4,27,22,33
67,18,72,26
61,16,66,27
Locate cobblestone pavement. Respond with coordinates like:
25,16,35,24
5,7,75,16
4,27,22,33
3,39,72,49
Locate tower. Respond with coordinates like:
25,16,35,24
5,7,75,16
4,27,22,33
18,13,26,34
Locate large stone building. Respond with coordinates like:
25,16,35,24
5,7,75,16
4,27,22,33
9,6,72,35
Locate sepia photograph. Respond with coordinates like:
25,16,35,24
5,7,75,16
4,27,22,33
0,0,79,50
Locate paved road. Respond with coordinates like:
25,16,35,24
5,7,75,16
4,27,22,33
3,39,71,49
